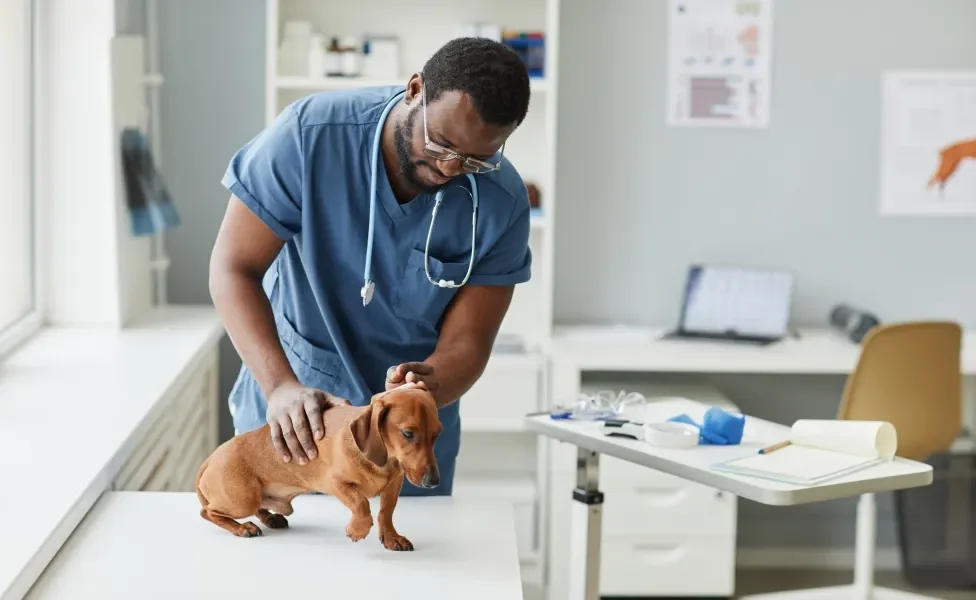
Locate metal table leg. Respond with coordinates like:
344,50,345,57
568,446,603,600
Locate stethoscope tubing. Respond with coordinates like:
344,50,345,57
363,89,479,306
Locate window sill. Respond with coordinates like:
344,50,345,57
0,305,225,599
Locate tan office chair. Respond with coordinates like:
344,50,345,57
838,321,962,461
746,321,963,600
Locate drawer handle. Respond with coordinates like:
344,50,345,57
631,544,686,566
634,487,687,507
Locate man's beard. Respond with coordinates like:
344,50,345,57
393,103,441,195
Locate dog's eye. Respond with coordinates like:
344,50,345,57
401,430,414,440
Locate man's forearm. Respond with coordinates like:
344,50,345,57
424,339,492,408
210,269,299,397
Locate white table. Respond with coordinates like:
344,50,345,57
24,492,525,600
525,398,934,600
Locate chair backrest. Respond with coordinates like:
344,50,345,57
837,321,962,461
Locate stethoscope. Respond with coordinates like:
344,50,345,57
362,89,479,307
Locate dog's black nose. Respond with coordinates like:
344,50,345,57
421,470,440,489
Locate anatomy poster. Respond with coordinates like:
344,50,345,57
879,70,976,216
666,0,773,127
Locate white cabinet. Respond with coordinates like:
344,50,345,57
596,456,737,597
112,346,220,493
460,352,542,431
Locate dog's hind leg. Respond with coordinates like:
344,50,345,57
199,482,265,538
201,509,263,537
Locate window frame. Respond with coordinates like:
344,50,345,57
0,0,43,361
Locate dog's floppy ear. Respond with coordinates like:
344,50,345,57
350,396,392,466
370,395,392,444
350,405,373,454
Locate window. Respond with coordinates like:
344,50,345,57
0,0,39,356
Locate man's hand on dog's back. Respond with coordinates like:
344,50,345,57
266,382,350,465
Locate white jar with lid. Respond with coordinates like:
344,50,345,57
306,34,325,78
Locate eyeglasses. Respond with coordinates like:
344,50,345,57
421,83,505,174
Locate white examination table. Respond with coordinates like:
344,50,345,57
526,397,934,600
24,492,524,599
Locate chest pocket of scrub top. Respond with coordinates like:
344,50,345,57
394,248,470,324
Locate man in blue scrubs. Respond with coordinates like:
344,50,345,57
209,37,533,497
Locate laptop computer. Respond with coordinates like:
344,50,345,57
661,264,796,346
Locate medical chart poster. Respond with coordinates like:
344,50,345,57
666,0,773,128
879,70,976,216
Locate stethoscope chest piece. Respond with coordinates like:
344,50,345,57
361,280,375,306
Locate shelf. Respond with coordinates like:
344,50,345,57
275,75,550,93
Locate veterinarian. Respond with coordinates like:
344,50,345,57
209,37,533,497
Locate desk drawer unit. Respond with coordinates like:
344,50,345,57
598,455,737,596
600,534,736,597
547,452,738,599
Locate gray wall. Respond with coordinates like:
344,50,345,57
150,0,976,552
555,0,976,552
156,0,266,443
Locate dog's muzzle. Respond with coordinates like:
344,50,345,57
421,464,440,489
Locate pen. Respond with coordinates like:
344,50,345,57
759,440,791,454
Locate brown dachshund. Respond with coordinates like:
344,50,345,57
928,137,976,192
195,382,442,550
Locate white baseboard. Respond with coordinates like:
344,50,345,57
737,547,902,571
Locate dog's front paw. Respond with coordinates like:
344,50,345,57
379,529,414,551
345,516,373,542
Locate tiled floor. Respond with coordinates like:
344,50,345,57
736,569,975,599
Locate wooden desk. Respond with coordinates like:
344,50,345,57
25,492,526,600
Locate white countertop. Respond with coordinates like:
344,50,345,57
526,397,933,506
0,306,225,600
24,492,525,600
551,324,976,374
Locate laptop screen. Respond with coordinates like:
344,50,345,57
678,264,795,338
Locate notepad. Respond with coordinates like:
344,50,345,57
712,420,898,486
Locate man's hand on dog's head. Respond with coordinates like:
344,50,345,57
386,362,439,396
266,382,350,465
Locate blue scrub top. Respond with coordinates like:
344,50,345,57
220,86,533,496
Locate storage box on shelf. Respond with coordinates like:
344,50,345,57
543,378,739,600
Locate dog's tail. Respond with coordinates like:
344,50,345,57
195,457,211,509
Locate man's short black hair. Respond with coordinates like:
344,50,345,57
421,36,531,127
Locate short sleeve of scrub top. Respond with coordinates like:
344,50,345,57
221,105,304,241
464,200,532,287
